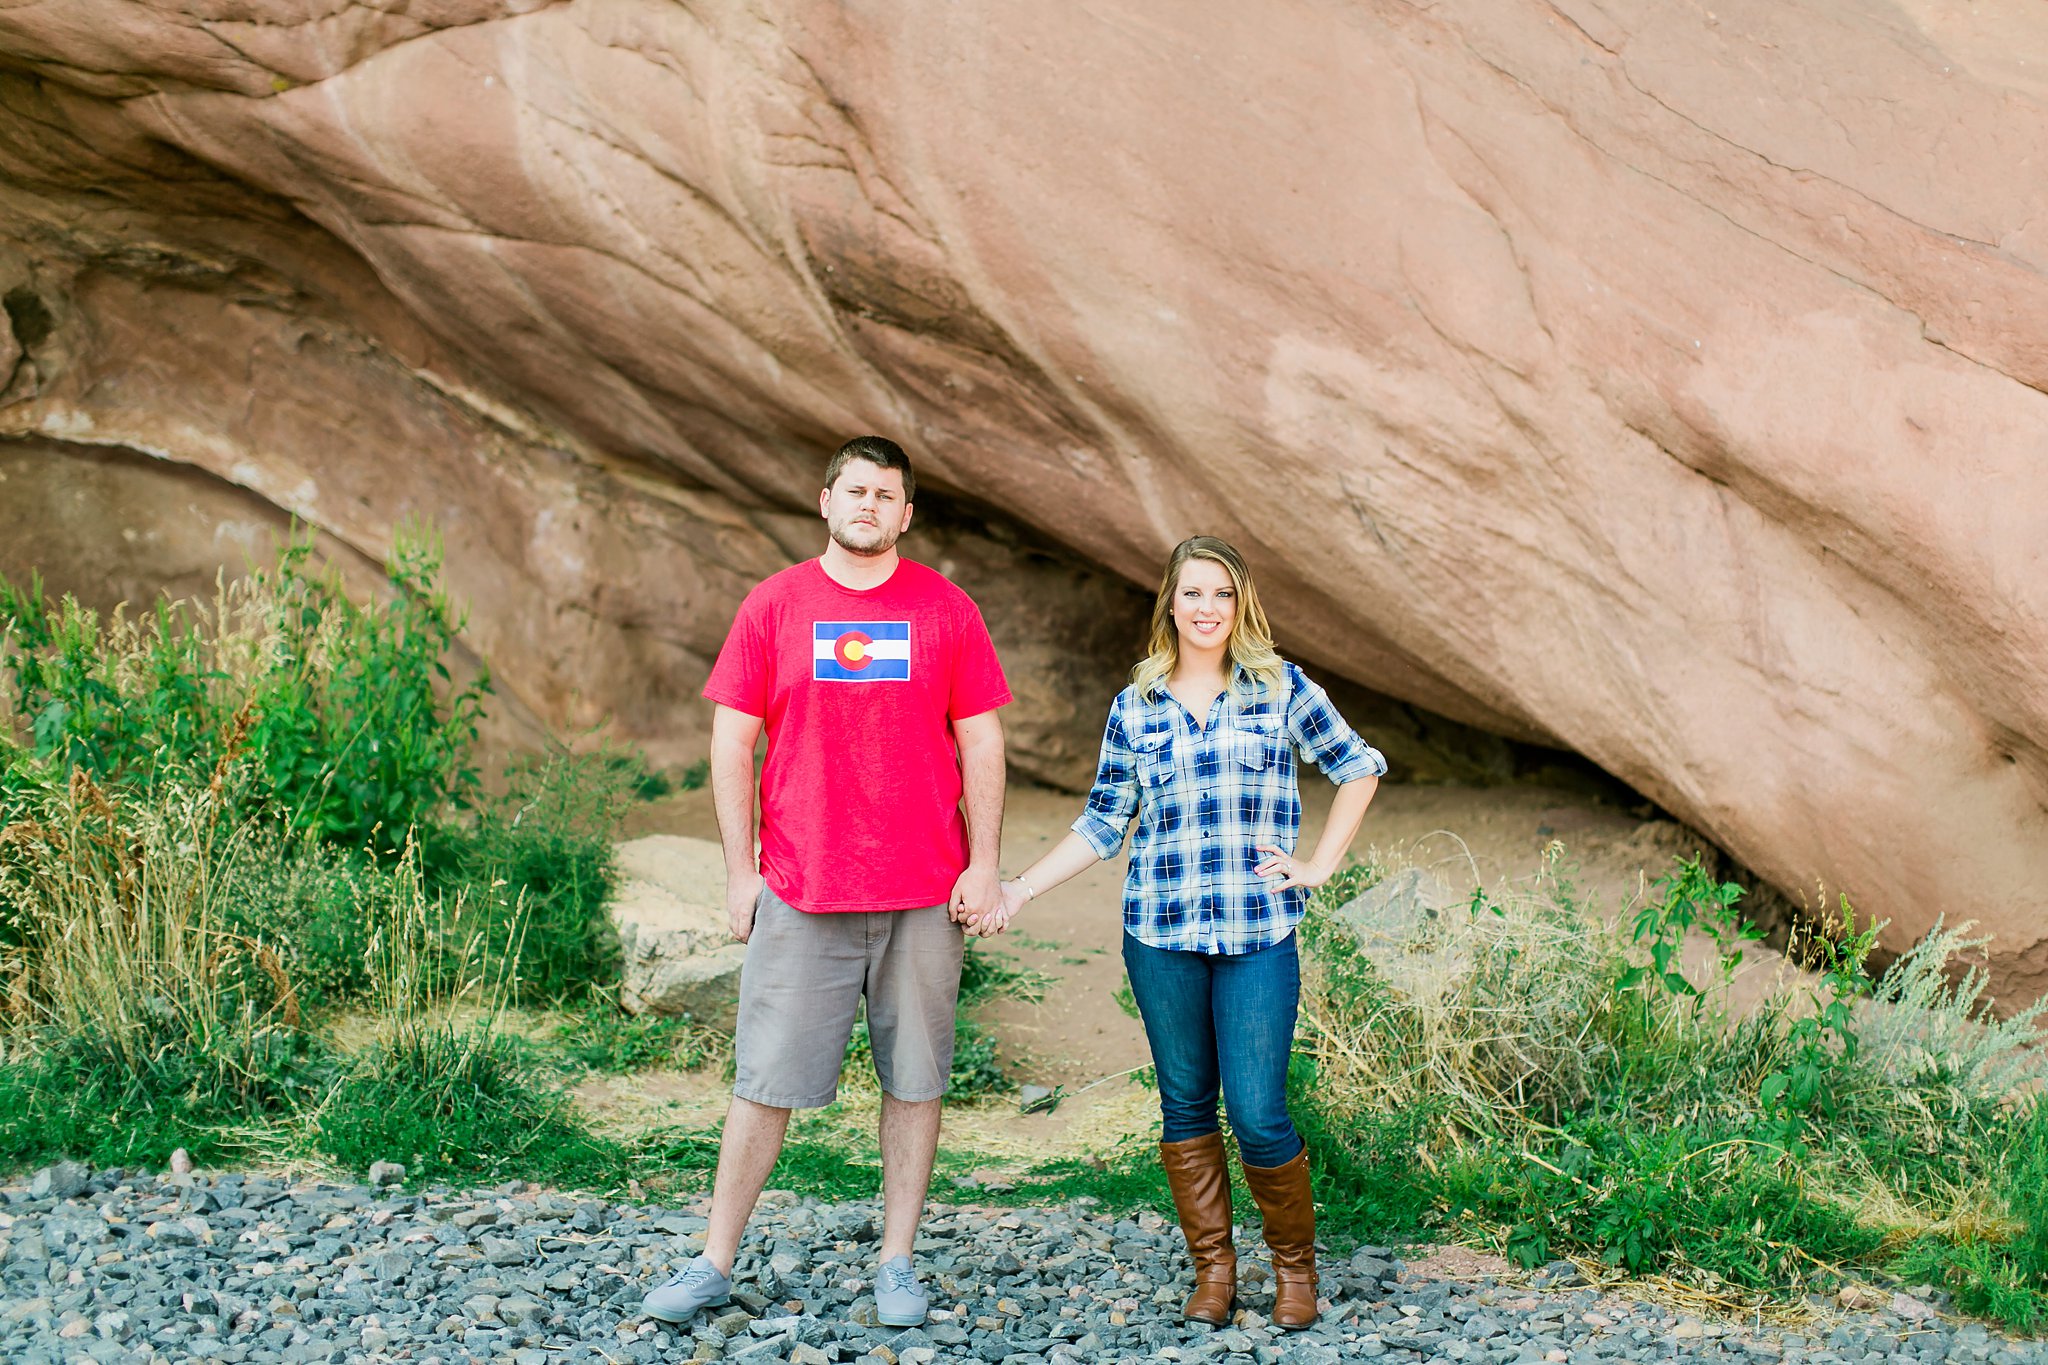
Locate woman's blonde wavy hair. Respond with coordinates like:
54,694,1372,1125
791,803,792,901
1131,536,1287,702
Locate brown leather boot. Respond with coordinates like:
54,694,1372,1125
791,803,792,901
1158,1133,1237,1324
1241,1148,1320,1330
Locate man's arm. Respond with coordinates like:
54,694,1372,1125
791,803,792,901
949,709,1006,921
709,703,767,940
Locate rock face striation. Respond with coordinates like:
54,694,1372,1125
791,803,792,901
1,3,2044,992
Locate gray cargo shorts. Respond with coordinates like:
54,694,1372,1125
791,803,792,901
732,883,966,1109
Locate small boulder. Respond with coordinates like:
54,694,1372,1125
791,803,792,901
612,835,748,1026
29,1162,89,1201
1327,868,1467,998
1890,1291,1940,1322
1331,867,1462,943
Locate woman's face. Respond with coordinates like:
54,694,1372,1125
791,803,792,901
1171,556,1238,657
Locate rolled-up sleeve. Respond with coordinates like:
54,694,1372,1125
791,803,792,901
1286,665,1388,785
1072,696,1143,858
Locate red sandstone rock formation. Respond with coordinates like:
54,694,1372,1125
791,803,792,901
1,3,2043,992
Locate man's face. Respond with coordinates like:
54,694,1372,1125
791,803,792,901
820,458,912,556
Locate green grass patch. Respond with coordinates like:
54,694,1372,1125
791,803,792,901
549,1004,719,1074
424,749,632,1004
0,1023,329,1171
314,1022,632,1190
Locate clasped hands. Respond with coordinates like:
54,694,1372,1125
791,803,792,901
729,863,1029,943
948,862,1030,939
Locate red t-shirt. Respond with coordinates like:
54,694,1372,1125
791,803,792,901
702,557,1012,913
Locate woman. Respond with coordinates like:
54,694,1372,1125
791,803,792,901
969,535,1385,1330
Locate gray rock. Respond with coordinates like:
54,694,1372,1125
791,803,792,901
367,1249,412,1282
711,1309,756,1339
148,1220,199,1246
481,1236,528,1266
1330,868,1466,990
612,835,749,1025
29,1162,90,1201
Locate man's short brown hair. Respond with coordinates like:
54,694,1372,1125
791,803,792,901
824,435,915,503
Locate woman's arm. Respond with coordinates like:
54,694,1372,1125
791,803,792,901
1256,663,1388,891
964,831,1105,937
963,696,1139,937
1255,774,1378,891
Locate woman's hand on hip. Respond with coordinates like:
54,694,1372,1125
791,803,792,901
1254,845,1332,892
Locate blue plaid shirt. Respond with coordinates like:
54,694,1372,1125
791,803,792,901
1072,661,1388,955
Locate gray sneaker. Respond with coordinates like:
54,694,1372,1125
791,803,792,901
874,1254,929,1327
643,1253,732,1323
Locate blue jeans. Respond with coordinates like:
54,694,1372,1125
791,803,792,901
1122,931,1304,1169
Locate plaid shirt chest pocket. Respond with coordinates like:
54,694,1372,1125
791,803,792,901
1131,725,1178,786
1225,711,1288,770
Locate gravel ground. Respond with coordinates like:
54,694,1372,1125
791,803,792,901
3,1162,2044,1365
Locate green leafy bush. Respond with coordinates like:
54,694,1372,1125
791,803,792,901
0,530,667,1193
0,527,488,855
425,749,632,1003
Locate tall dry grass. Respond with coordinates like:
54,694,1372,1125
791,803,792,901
1297,846,1629,1136
0,762,299,1076
1292,847,2048,1302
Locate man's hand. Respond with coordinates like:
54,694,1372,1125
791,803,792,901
727,866,766,942
949,861,1001,931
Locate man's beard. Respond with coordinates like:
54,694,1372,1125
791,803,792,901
830,519,899,557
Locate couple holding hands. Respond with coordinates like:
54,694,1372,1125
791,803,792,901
645,436,1385,1333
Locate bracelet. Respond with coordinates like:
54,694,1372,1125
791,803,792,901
1015,875,1037,902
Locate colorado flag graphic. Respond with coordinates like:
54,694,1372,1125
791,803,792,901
813,621,912,682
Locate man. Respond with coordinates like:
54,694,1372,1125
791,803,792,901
644,435,1010,1328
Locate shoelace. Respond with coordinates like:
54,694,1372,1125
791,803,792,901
881,1264,923,1296
664,1262,720,1289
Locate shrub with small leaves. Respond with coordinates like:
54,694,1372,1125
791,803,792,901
0,525,488,855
